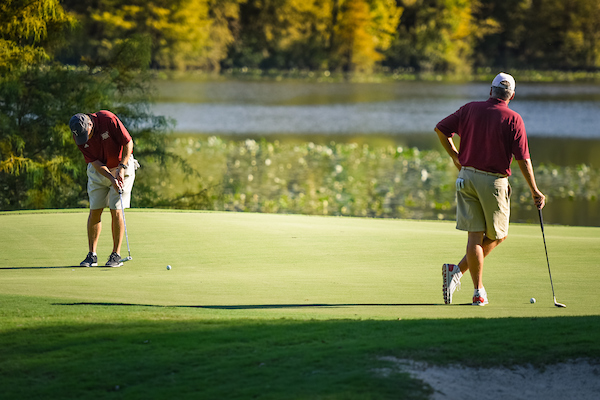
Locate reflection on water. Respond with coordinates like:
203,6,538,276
153,80,600,226
153,97,600,137
152,80,600,167
153,80,600,137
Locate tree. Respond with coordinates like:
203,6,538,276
226,0,400,72
226,0,333,70
473,0,600,70
523,0,600,69
0,0,79,209
61,0,244,70
331,0,401,72
385,0,475,74
0,0,185,210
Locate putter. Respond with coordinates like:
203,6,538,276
119,190,133,263
538,209,565,308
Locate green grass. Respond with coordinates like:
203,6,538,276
1,210,599,399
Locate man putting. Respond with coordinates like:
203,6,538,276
70,111,138,267
435,72,545,306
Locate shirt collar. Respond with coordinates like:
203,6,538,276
487,97,508,106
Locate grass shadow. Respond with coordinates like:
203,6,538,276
0,266,87,269
54,302,476,308
2,312,600,399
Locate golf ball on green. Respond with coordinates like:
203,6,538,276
167,265,171,270
530,297,536,304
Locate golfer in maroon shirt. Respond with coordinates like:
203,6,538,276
70,111,138,268
435,73,545,306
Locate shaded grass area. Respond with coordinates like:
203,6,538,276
2,294,600,399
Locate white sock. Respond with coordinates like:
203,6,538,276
92,252,97,256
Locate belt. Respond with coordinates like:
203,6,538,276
462,166,507,178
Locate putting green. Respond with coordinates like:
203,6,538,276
1,210,598,320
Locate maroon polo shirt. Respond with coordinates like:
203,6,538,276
77,110,132,168
436,97,530,176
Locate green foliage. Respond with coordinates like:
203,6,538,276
62,0,245,71
226,0,401,72
384,0,475,74
474,0,600,70
0,0,74,71
145,136,600,223
227,0,331,70
0,1,80,209
55,0,600,74
0,0,188,210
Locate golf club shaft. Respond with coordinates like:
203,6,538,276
120,191,131,258
538,209,560,304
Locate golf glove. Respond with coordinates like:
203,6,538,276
455,178,465,191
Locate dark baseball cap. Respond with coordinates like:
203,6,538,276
70,113,92,145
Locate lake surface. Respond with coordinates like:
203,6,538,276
152,80,600,226
153,80,600,167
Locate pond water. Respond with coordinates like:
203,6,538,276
152,80,600,226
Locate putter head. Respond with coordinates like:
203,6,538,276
554,297,566,308
119,256,133,263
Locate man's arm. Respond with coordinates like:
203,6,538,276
435,127,461,171
116,139,134,183
90,160,123,192
517,158,545,209
120,139,133,167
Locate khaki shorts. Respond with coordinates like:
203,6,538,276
456,168,511,240
87,158,137,210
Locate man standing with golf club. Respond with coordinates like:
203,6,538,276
70,110,137,267
435,73,545,306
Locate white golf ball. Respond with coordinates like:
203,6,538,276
166,265,172,270
530,297,536,304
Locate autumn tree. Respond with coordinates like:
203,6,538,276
474,0,600,70
62,0,245,70
0,0,80,209
227,0,400,72
331,0,401,72
0,0,183,210
385,0,475,74
226,0,332,70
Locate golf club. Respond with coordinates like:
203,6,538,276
119,190,132,263
538,208,565,308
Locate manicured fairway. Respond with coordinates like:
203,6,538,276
1,210,597,318
1,210,599,399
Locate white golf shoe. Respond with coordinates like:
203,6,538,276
443,263,462,304
472,288,489,306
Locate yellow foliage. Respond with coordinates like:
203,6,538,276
0,154,33,176
86,0,215,70
0,0,73,43
334,0,401,72
259,0,332,51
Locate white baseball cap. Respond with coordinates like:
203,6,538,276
492,72,515,91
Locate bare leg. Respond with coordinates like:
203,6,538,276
457,232,505,289
88,209,104,253
110,208,124,255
